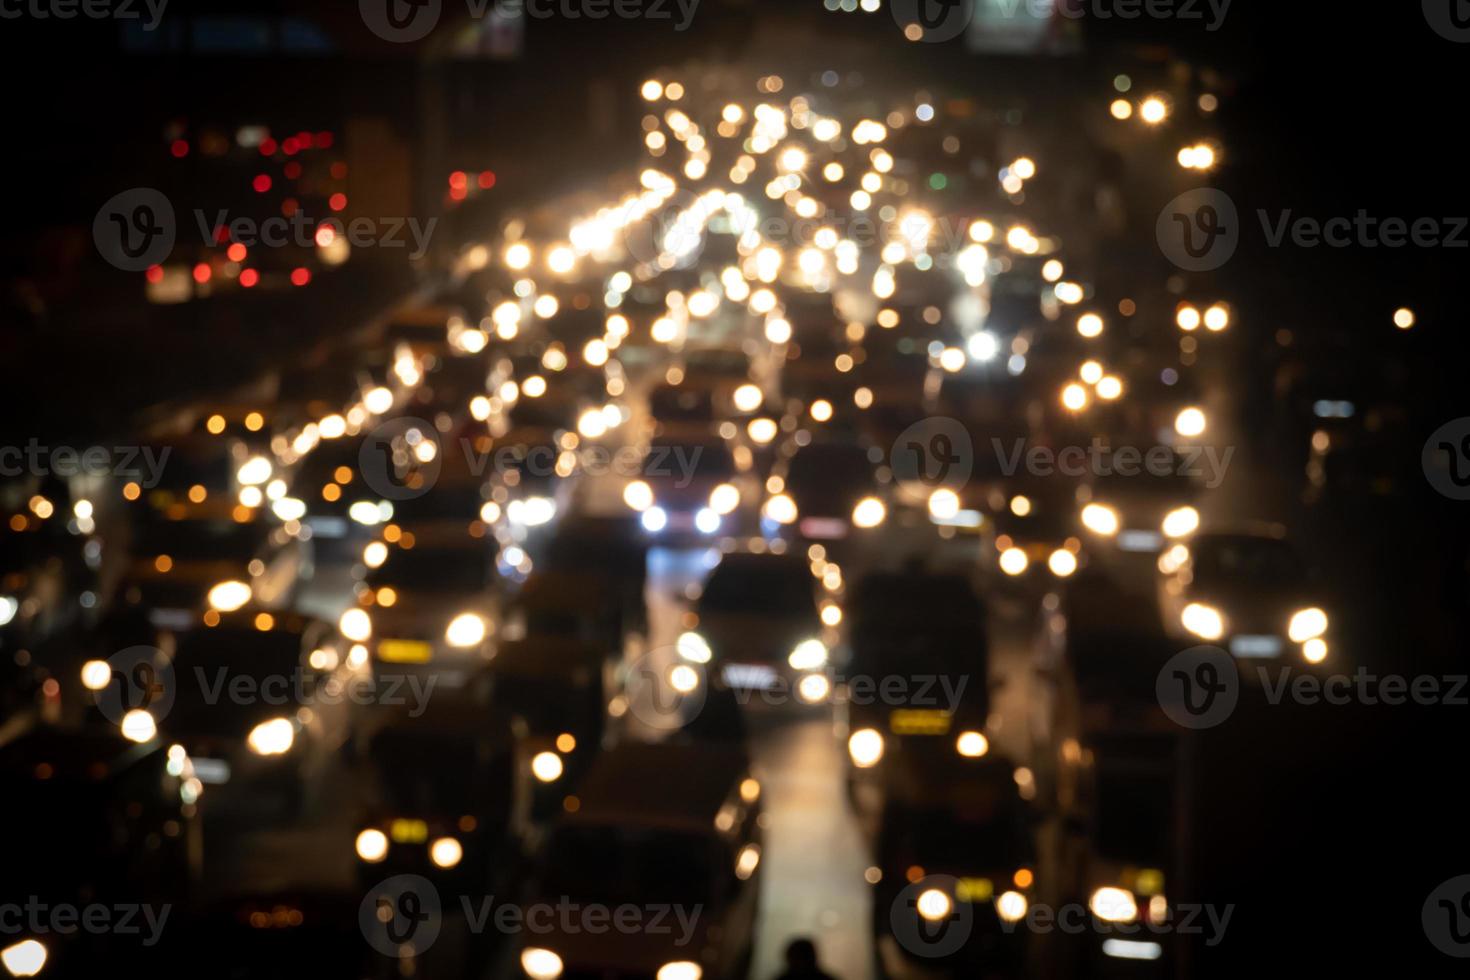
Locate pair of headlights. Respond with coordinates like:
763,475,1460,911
760,495,887,528
338,609,488,648
1181,602,1328,645
355,829,463,868
1081,503,1199,539
522,950,700,980
914,887,1028,924
676,633,828,672
623,481,741,516
846,729,989,768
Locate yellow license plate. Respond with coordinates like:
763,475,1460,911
889,709,952,735
882,708,952,731
956,878,994,902
378,640,432,663
390,818,427,843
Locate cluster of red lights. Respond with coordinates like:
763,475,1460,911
448,169,497,201
166,126,346,293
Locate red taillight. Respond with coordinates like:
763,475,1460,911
291,268,311,287
253,174,272,193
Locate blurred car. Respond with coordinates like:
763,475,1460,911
479,635,607,818
972,472,1086,582
0,727,195,977
152,608,355,818
514,515,648,645
873,755,1036,980
621,433,746,540
1062,733,1181,975
1031,570,1179,799
678,345,756,418
1158,529,1331,666
115,503,308,626
763,439,888,544
349,527,499,688
517,742,760,980
1077,465,1201,557
844,570,990,793
686,550,830,705
354,700,520,890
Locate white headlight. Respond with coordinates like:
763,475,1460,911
208,580,252,612
0,596,18,627
956,731,989,758
120,709,156,744
81,659,112,691
521,948,563,980
1288,607,1328,643
237,456,273,486
852,496,886,528
657,963,702,980
0,940,47,978
797,674,830,703
996,890,1028,923
677,631,712,663
247,718,295,756
999,547,1029,576
928,489,960,520
848,728,884,768
709,483,740,515
339,608,372,642
1162,506,1199,538
641,506,668,533
1047,549,1077,577
355,828,388,863
517,497,558,527
763,494,798,524
916,888,952,922
733,384,763,413
623,480,654,512
1090,886,1139,923
430,837,463,869
1081,503,1119,536
446,613,488,648
1181,602,1225,640
788,639,827,670
531,751,564,782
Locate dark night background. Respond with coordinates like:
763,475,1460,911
3,1,1468,976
